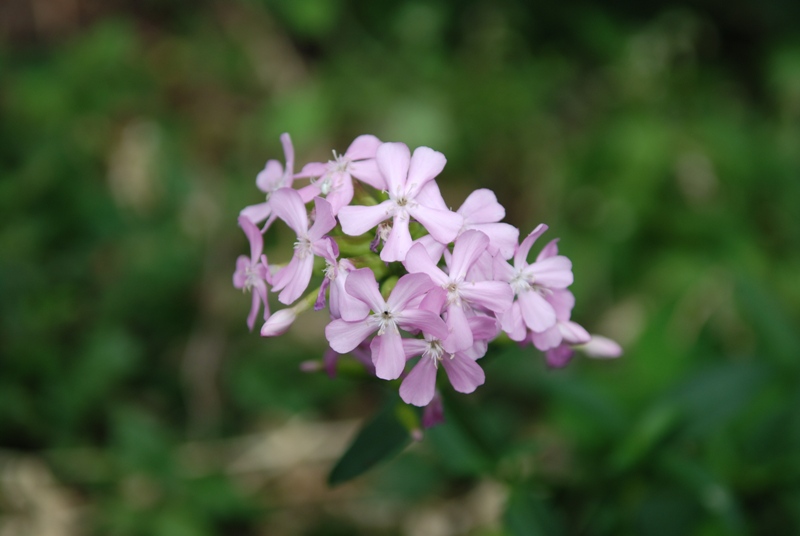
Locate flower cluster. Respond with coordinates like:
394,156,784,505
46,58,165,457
234,134,621,413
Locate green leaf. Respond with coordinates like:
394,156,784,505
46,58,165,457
504,486,563,536
328,399,411,486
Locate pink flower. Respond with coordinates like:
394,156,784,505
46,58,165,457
404,230,513,353
240,133,295,228
528,289,590,351
324,269,448,380
233,215,270,331
338,142,464,262
498,224,574,336
317,258,370,321
295,135,385,215
270,189,337,305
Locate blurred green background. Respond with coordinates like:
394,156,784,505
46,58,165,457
2,0,800,534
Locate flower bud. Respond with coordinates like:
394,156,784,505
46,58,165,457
579,335,622,358
260,308,296,337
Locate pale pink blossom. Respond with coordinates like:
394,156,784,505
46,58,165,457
324,269,448,380
404,230,513,353
295,135,385,215
270,190,337,305
233,216,270,331
498,224,574,337
240,133,295,229
338,143,463,262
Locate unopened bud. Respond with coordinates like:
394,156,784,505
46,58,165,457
260,308,296,337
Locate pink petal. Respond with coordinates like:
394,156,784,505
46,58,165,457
414,180,449,211
458,189,505,224
402,339,430,360
547,289,576,322
492,256,516,283
345,134,382,160
371,329,406,380
514,223,548,268
422,392,445,428
380,215,412,262
580,335,623,358
239,202,272,225
459,281,514,314
233,255,249,288
546,344,575,368
349,159,385,190
467,314,500,341
530,324,562,351
325,318,378,353
260,308,296,337
396,309,449,341
344,268,386,312
255,159,284,192
377,142,411,195
500,302,527,342
408,204,463,245
324,176,354,215
399,357,438,406
333,271,371,321
403,243,449,286
559,321,591,345
449,230,490,280
405,146,446,198
470,222,519,260
536,238,560,261
294,161,328,179
338,201,392,236
528,256,573,288
411,235,446,264
276,255,314,305
246,289,262,331
280,133,294,179
308,197,336,241
296,183,320,204
441,353,485,394
420,286,447,315
387,273,435,311
518,290,557,332
270,188,308,236
443,304,473,353
238,215,263,262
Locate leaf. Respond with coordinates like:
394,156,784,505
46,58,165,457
328,399,411,486
504,486,563,536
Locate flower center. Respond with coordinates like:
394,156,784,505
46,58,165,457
294,237,312,259
423,339,446,367
373,309,398,336
244,265,260,292
510,271,533,295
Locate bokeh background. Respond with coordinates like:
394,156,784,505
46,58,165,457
2,0,800,534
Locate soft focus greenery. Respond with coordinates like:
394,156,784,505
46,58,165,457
2,1,800,534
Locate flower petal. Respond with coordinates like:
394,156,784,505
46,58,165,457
255,159,284,192
377,142,411,195
270,188,308,236
441,353,485,394
405,146,446,198
344,267,386,313
579,335,623,358
442,304,473,353
380,215,412,262
325,318,377,353
408,204,463,245
276,255,314,305
514,223,548,268
238,215,263,261
528,255,573,288
536,238,560,261
400,357,438,406
371,329,406,380
559,320,590,345
396,309,449,341
518,290,557,332
459,281,513,314
308,197,337,241
338,201,392,236
345,134,382,160
449,230,490,280
387,273,435,311
239,202,272,225
458,189,505,224
470,222,519,260
403,243,449,286
349,159,385,190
